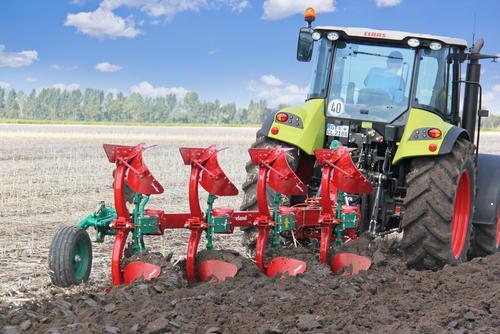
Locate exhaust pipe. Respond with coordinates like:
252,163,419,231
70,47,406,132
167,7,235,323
462,38,484,140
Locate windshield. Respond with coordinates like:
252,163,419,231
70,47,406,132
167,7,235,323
308,38,333,99
327,40,416,123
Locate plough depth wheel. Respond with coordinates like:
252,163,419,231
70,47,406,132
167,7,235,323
49,227,92,287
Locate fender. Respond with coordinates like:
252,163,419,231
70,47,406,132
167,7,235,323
474,154,500,225
260,99,326,155
438,126,471,155
393,108,460,164
259,110,278,137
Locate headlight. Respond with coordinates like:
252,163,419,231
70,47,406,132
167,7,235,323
407,38,420,47
326,32,339,41
311,31,322,41
429,42,442,50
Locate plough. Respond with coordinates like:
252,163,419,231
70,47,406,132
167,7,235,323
49,141,373,287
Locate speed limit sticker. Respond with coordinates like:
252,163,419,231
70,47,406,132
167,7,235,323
328,99,344,116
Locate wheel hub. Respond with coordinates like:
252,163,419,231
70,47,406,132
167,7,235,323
72,238,91,281
451,170,471,259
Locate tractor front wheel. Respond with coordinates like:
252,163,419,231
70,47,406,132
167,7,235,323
49,226,93,287
402,138,476,270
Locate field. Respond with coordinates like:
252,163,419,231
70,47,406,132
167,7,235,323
0,124,258,305
0,124,499,333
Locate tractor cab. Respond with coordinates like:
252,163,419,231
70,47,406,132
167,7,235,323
298,26,467,128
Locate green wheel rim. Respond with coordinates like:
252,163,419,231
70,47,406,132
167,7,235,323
72,237,91,281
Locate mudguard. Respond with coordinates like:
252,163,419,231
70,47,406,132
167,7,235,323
473,154,500,225
260,99,326,155
438,126,470,155
393,108,457,164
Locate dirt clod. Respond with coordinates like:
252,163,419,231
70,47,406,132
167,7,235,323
296,314,321,332
1,238,500,333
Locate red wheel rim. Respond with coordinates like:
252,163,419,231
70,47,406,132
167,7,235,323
451,170,471,259
496,208,500,249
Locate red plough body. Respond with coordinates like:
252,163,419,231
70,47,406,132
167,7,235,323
103,142,373,286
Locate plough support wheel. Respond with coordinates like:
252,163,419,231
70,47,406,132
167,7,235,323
49,227,92,287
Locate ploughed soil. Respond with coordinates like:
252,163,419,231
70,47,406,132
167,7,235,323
1,237,499,334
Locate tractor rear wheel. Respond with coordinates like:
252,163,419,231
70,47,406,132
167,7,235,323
469,211,500,257
402,138,476,270
49,226,92,287
240,135,299,252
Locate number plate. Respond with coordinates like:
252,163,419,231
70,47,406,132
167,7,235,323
326,124,349,137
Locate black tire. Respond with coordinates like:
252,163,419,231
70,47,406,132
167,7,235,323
240,135,299,251
402,138,476,270
469,212,499,257
49,226,92,287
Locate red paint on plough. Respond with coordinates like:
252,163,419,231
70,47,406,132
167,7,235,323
102,142,372,286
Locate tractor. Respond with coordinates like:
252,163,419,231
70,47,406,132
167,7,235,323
240,8,500,270
48,8,499,287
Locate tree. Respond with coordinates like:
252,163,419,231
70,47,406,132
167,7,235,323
5,90,19,118
0,87,5,118
0,86,294,125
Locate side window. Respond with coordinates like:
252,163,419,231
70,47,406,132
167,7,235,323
414,48,450,114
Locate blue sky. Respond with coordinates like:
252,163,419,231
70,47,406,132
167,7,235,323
1,0,499,113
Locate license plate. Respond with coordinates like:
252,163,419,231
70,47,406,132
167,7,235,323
326,124,349,137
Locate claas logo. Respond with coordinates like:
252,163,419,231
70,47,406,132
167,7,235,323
364,31,387,38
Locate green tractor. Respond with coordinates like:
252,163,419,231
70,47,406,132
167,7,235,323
241,8,500,269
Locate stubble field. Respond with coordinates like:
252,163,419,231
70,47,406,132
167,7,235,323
0,124,259,305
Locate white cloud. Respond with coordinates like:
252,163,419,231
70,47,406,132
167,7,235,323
52,83,81,91
50,64,63,71
248,75,307,107
0,44,38,68
130,81,188,98
65,8,141,39
71,0,86,5
375,0,402,7
208,48,219,55
100,0,249,18
95,62,123,72
262,0,335,20
65,1,249,38
261,74,283,87
0,81,10,89
50,64,78,71
26,77,37,83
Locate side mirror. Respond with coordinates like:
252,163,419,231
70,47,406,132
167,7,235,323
478,109,489,117
297,27,314,62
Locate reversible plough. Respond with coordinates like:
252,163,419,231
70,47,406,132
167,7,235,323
50,141,374,287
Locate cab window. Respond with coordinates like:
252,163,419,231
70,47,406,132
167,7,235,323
414,47,452,115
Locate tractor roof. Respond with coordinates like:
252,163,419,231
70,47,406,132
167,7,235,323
315,26,468,48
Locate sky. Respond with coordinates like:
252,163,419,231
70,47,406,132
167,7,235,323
0,0,500,113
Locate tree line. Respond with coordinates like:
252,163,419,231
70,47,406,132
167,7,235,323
0,87,276,125
0,86,499,128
